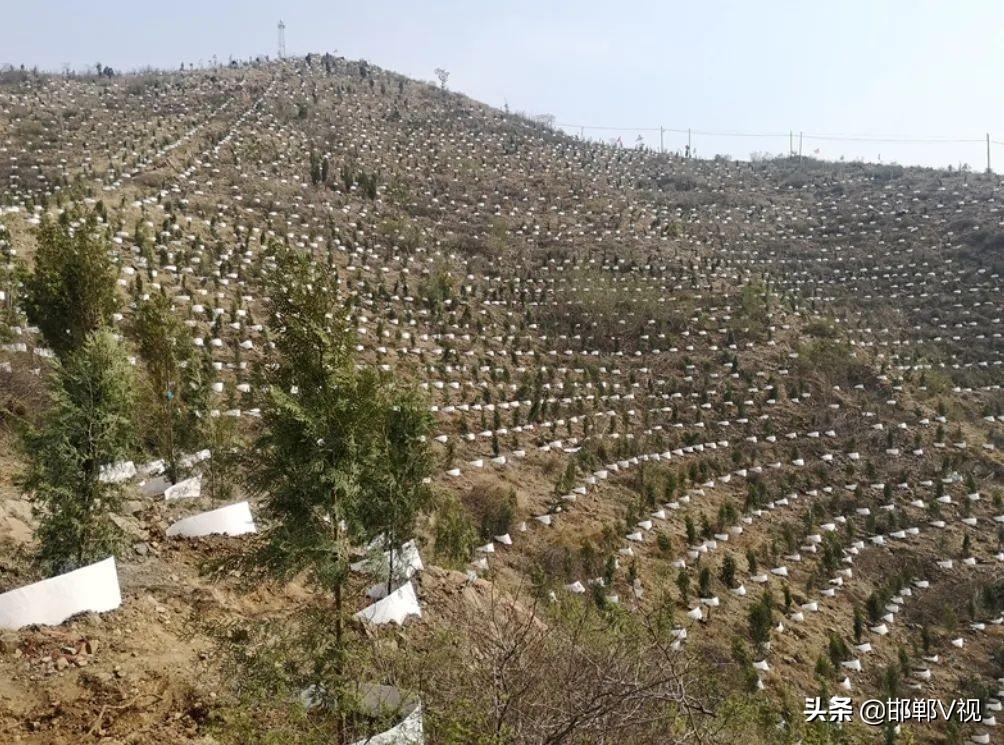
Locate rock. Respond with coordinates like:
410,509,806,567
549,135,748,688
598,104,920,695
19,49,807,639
122,500,145,516
110,513,147,539
84,638,99,655
133,542,150,556
0,632,19,654
55,656,69,671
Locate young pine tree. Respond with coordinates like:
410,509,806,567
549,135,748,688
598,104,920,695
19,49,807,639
698,566,712,597
241,245,432,724
748,599,773,650
676,569,690,602
357,386,434,594
720,554,737,588
24,212,119,358
19,330,137,573
202,412,241,501
133,291,203,482
555,458,576,496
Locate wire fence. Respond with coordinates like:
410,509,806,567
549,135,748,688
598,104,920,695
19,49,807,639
555,121,999,170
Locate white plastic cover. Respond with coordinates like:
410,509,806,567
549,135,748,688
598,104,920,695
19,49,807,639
0,556,121,629
164,475,202,500
354,581,421,626
351,704,424,745
165,501,257,538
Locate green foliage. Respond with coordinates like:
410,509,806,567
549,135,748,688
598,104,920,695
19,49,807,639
814,654,834,679
880,664,900,698
555,458,576,495
731,637,759,693
418,262,455,309
797,338,872,388
866,591,882,623
0,244,27,331
355,385,435,591
657,532,672,553
339,164,379,199
739,281,769,331
134,291,191,387
698,566,712,597
434,495,476,566
133,291,204,481
827,633,849,667
748,598,773,649
18,330,137,573
803,319,839,338
24,212,119,357
309,151,324,185
230,243,435,727
469,485,517,540
676,568,690,602
202,412,242,501
241,244,430,591
685,514,697,545
721,554,737,588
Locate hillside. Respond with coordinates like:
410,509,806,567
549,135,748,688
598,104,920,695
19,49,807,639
0,56,1002,744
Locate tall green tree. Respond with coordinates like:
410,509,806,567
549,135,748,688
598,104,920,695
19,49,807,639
24,212,119,357
244,246,378,589
240,245,432,736
358,386,434,594
133,291,203,481
19,329,137,573
202,412,241,501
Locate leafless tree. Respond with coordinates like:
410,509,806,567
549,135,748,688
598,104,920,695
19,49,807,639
372,580,728,744
533,113,557,129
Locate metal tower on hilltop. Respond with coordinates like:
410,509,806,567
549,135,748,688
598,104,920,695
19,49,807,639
277,20,286,59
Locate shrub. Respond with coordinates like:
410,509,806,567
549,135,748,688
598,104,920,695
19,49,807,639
721,555,737,588
434,496,477,566
464,484,518,540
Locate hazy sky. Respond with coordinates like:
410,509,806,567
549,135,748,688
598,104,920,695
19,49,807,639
6,1,1004,170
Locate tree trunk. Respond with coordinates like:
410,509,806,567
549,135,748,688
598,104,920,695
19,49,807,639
334,579,345,744
387,540,395,597
166,392,177,484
